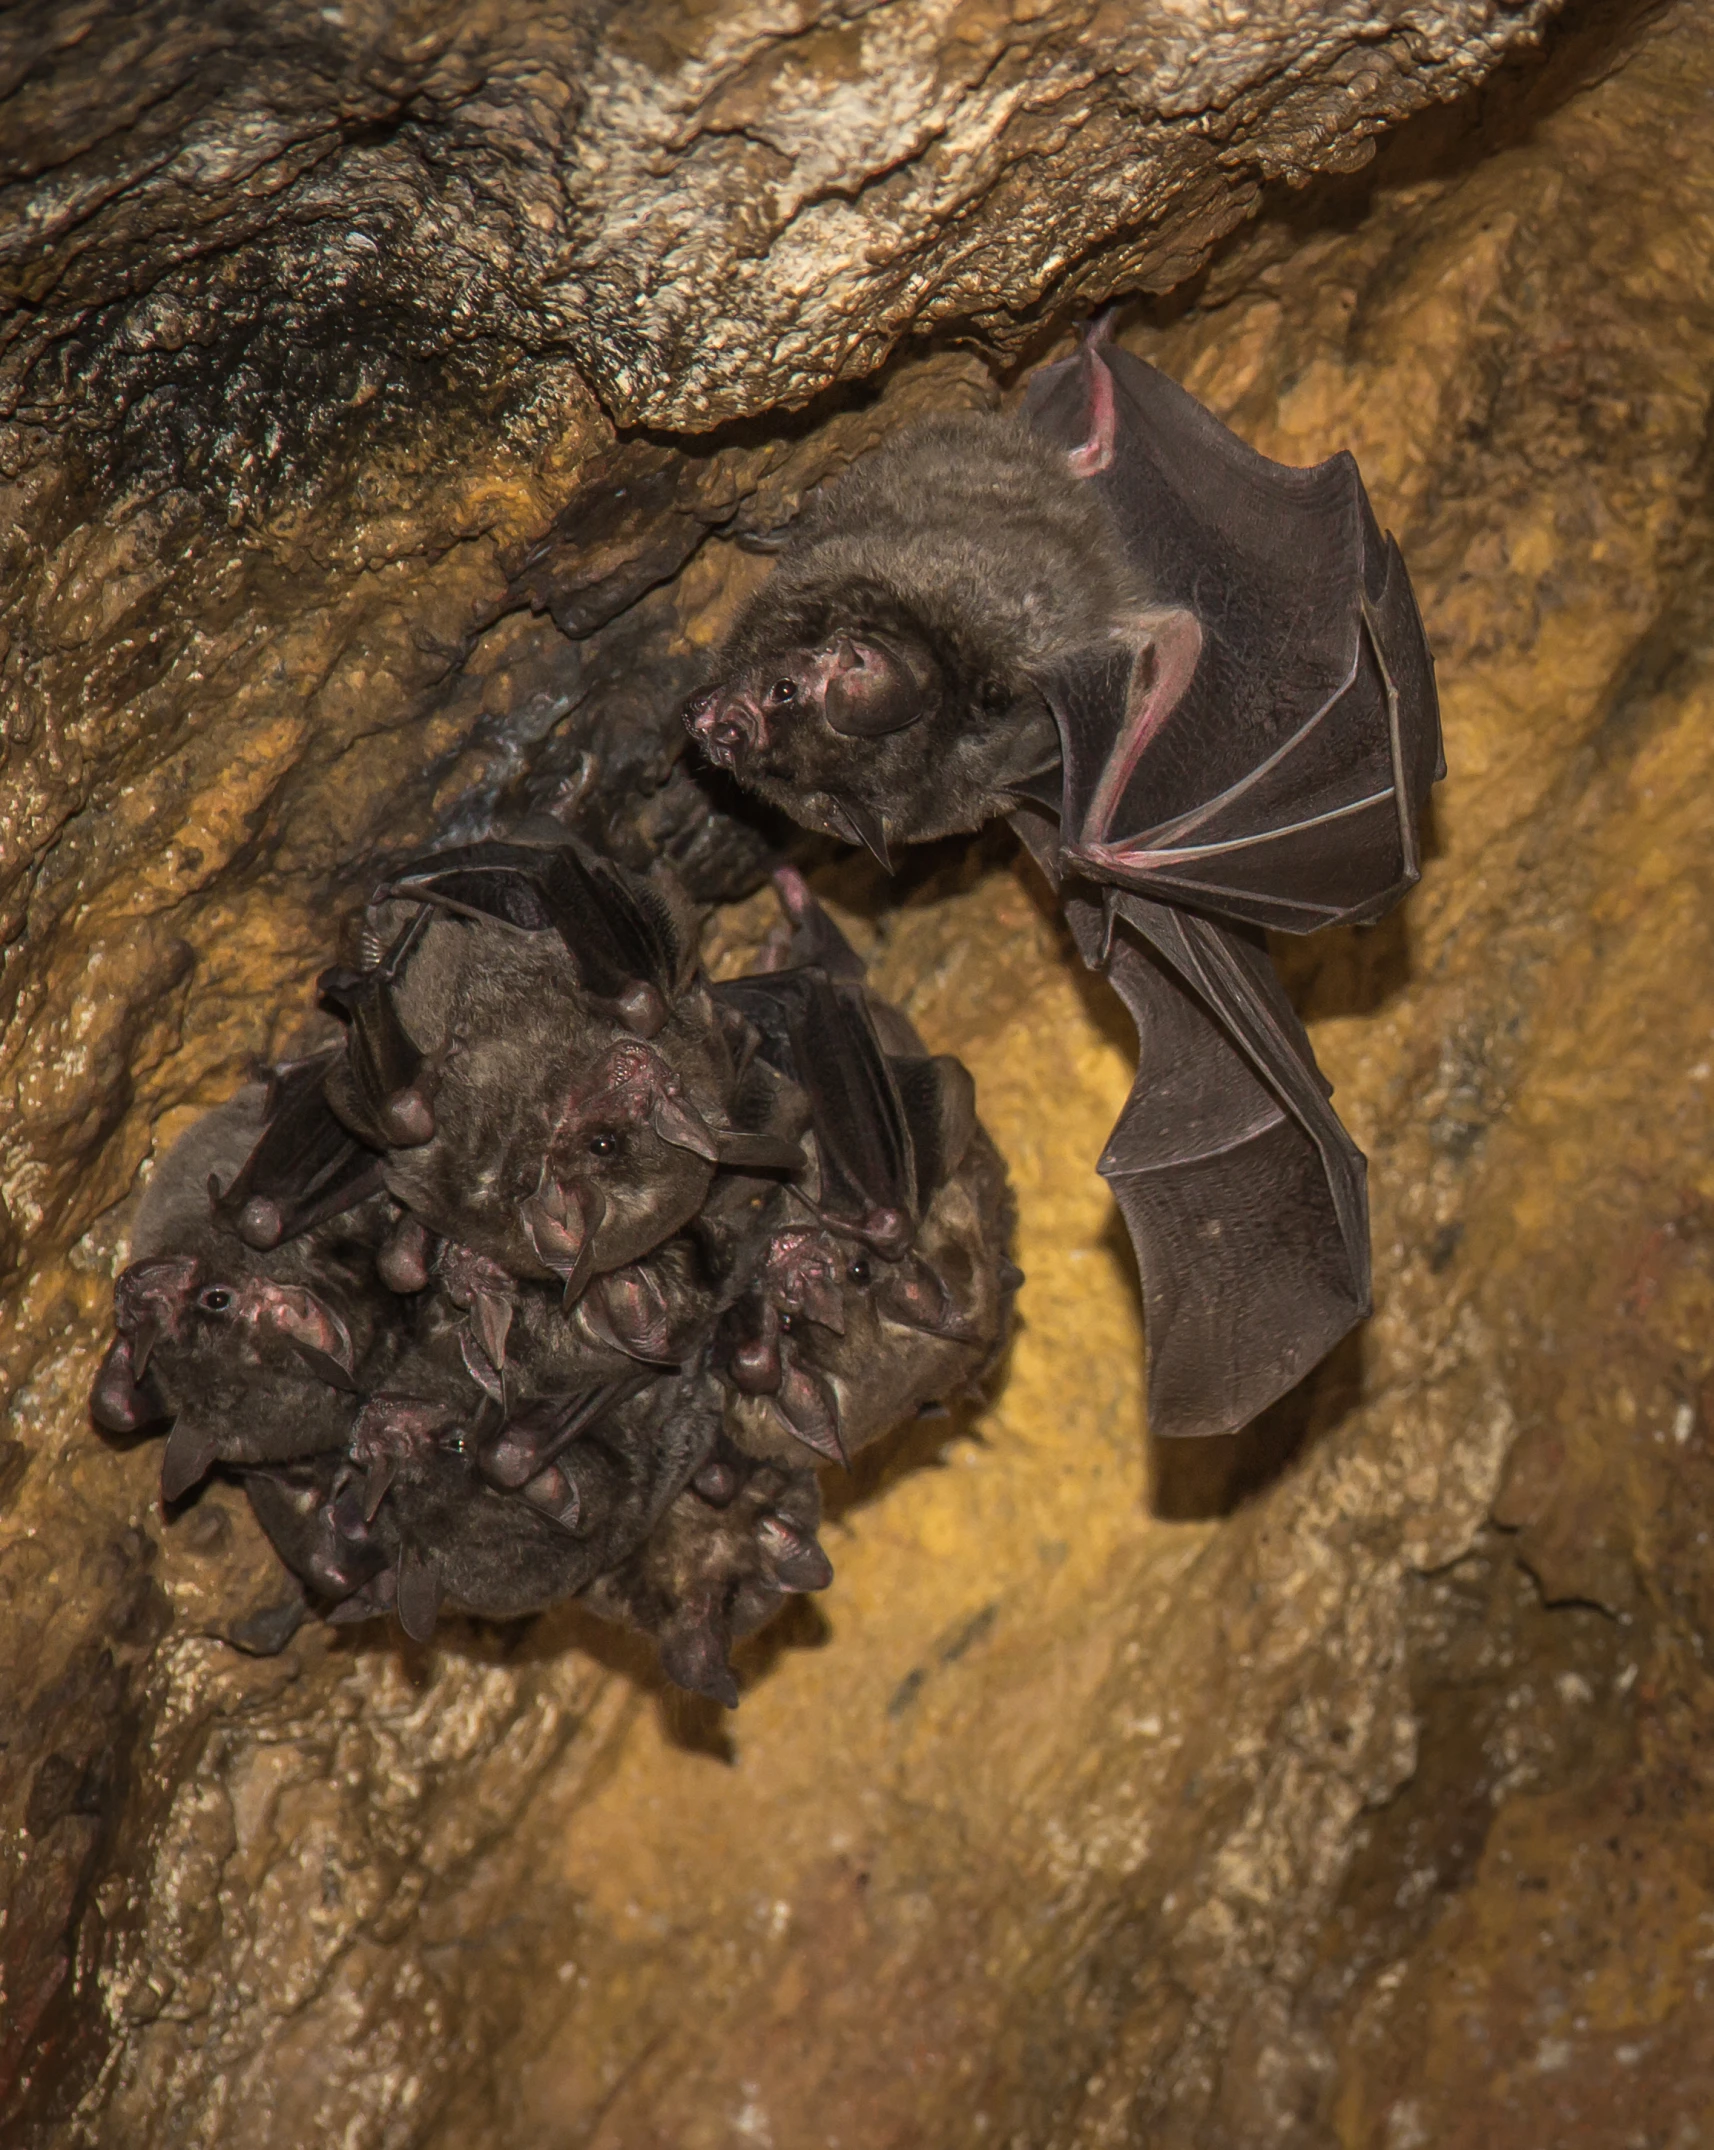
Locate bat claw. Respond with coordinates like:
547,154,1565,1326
522,1464,580,1530
615,980,668,1038
377,1216,434,1294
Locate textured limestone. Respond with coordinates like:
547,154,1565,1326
11,0,1714,2144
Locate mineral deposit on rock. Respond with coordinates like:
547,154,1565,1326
11,1,1714,2146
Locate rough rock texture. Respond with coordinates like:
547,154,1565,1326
14,0,1714,2144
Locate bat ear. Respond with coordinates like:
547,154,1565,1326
824,796,893,872
395,1548,443,1642
161,1415,221,1502
821,636,929,738
650,1091,720,1161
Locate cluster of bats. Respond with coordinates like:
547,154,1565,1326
93,326,1438,1697
91,843,1016,1703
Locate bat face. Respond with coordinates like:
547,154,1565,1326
685,633,955,861
720,1149,1014,1467
582,1451,832,1707
111,1253,358,1392
382,1032,723,1290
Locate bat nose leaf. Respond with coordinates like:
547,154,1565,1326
756,1513,835,1591
521,1178,604,1297
772,1354,847,1465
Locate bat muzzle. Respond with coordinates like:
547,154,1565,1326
684,685,764,768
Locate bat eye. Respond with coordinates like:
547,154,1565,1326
847,1257,872,1287
779,1311,797,1334
586,1132,620,1159
767,679,798,707
198,1286,235,1313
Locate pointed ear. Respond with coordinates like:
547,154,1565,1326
161,1415,220,1502
822,637,929,738
772,1357,848,1465
825,797,893,872
650,1092,720,1161
756,1513,835,1592
289,1341,362,1393
395,1549,443,1643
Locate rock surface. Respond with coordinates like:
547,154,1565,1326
13,0,1714,2144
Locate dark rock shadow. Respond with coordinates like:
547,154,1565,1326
1147,1326,1367,1521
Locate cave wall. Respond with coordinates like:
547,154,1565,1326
12,1,1714,2145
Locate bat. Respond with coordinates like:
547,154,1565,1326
711,874,1019,1467
321,834,803,1291
93,829,1018,1696
582,1440,832,1708
91,1083,406,1500
686,338,1441,1437
244,1369,723,1642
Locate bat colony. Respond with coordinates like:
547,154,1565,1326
93,849,1016,1704
94,331,1437,1699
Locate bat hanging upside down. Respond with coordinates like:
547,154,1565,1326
687,331,1443,1440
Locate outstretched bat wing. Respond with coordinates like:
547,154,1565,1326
1025,345,1441,934
1070,886,1369,1439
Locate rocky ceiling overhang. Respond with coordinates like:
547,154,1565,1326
19,4,1714,2148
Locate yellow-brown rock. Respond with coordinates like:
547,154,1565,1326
10,1,1714,2144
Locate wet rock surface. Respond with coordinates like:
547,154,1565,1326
10,0,1714,2144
